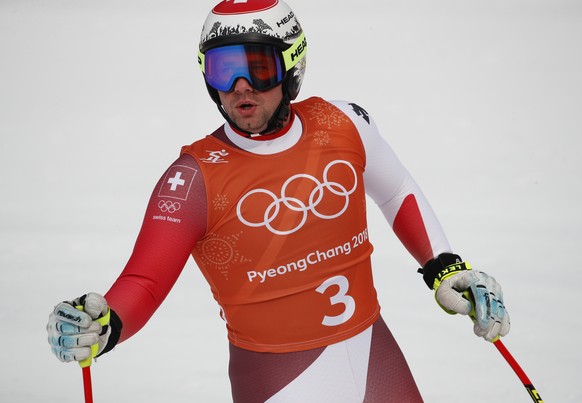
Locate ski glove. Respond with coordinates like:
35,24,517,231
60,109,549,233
47,293,120,363
420,253,510,342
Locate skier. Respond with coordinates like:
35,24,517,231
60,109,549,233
47,1,510,401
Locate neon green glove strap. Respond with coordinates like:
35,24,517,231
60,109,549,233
75,306,111,368
433,261,472,290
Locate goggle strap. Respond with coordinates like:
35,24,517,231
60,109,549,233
198,50,205,73
282,32,307,71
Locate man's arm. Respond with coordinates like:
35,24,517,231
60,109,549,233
104,153,207,343
332,100,509,341
47,153,208,363
331,100,451,266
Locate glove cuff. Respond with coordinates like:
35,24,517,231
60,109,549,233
97,308,123,357
419,253,466,290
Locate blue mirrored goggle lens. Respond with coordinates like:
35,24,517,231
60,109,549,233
204,44,285,92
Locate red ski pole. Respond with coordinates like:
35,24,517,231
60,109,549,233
493,338,543,402
76,304,95,403
75,305,110,403
80,362,94,403
461,291,543,401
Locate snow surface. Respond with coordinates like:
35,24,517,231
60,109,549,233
1,0,581,401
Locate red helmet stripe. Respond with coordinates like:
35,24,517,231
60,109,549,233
213,0,279,15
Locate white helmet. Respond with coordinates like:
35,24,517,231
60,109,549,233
198,0,307,133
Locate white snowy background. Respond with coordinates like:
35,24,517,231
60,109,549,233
1,0,581,401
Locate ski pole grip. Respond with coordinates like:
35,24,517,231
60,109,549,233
75,305,110,368
462,291,501,343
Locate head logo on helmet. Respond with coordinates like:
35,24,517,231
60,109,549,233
199,0,307,134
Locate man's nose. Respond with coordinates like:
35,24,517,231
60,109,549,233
233,77,254,93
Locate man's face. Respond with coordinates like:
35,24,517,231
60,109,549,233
218,78,284,134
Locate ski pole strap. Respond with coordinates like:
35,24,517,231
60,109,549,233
96,309,123,358
418,253,468,290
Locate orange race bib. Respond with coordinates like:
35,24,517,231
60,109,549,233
182,97,380,352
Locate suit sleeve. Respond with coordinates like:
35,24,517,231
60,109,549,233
104,153,207,343
331,100,452,266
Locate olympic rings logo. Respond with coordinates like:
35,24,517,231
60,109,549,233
158,200,181,213
236,160,358,235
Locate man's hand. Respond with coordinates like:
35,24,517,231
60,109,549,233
421,253,510,342
47,293,111,363
436,269,510,341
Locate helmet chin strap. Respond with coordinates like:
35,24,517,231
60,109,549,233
261,94,291,135
216,94,291,137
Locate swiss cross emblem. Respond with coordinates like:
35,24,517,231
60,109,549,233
158,165,197,201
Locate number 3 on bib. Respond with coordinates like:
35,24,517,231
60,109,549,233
316,275,356,326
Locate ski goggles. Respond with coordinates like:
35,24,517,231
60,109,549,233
199,33,307,93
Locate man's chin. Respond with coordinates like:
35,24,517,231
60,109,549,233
234,119,267,134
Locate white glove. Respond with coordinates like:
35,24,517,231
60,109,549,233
47,293,111,363
436,269,510,341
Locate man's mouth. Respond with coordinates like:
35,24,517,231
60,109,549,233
237,101,256,110
235,101,258,116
